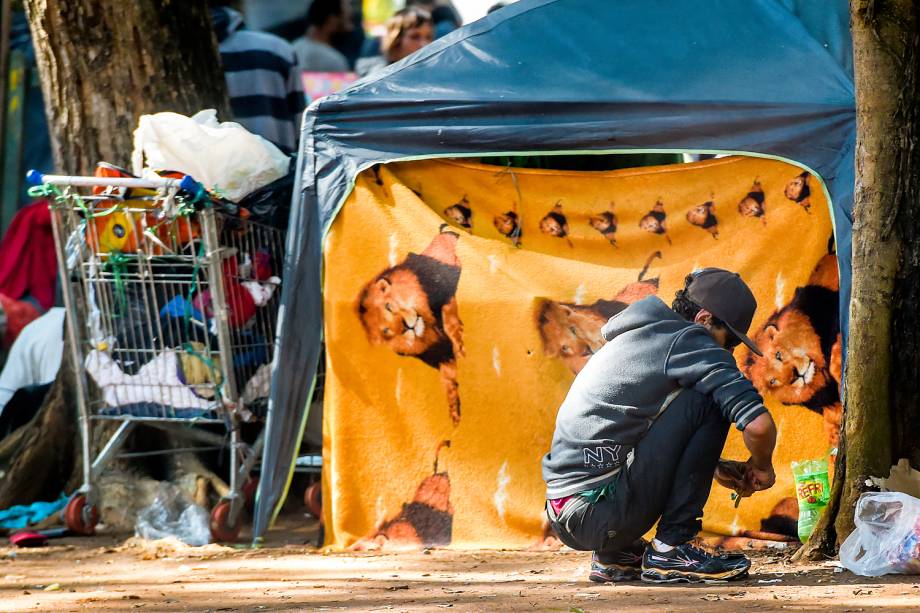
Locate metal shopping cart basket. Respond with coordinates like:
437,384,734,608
29,167,283,541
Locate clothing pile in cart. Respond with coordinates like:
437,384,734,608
37,111,295,421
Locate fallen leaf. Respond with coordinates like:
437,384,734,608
43,583,62,592
701,594,723,602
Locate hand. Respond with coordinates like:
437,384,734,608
714,459,753,498
745,459,776,491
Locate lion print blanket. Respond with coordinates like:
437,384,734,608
322,156,838,550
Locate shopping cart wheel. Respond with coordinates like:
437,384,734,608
304,481,322,519
64,494,99,536
210,500,243,542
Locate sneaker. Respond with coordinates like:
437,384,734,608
641,542,750,583
588,538,647,583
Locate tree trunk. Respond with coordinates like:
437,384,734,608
886,4,920,479
23,0,230,175
0,0,230,510
802,0,920,556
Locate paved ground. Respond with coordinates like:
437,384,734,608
1,521,918,612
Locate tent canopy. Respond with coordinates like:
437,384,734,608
254,0,855,539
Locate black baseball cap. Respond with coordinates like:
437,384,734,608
686,268,763,356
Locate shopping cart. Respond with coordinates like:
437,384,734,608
28,168,284,541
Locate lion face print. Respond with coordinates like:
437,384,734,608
358,269,443,356
540,202,569,239
443,196,472,229
686,201,718,238
357,227,465,425
748,315,833,406
639,213,664,234
739,180,766,220
744,253,842,446
589,209,617,246
639,199,671,244
784,172,812,212
538,252,661,374
493,211,521,245
538,302,610,374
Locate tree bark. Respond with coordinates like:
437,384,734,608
23,0,230,175
803,0,920,555
886,3,920,477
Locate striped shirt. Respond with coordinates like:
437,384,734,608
213,8,305,153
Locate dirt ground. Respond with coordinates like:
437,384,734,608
1,517,918,612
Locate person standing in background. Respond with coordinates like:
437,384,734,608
293,0,354,72
403,0,460,39
355,7,434,77
430,6,460,39
211,0,306,153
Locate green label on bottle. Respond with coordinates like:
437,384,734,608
795,472,830,509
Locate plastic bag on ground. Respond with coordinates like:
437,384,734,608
839,491,920,576
131,109,289,202
135,482,211,547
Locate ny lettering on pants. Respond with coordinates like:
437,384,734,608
547,389,729,554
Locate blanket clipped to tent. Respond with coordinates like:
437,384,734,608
322,156,839,549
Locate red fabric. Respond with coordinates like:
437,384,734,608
549,495,574,515
9,531,49,548
0,200,57,311
0,293,41,349
191,257,257,328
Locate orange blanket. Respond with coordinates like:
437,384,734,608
323,156,838,549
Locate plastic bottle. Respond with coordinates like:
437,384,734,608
791,458,830,543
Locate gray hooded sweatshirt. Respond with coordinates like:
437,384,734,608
542,296,767,499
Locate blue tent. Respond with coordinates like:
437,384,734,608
253,0,855,539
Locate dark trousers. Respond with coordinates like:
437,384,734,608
547,389,729,555
0,383,51,440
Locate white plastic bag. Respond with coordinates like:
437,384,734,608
135,482,211,546
839,491,920,576
132,109,289,202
